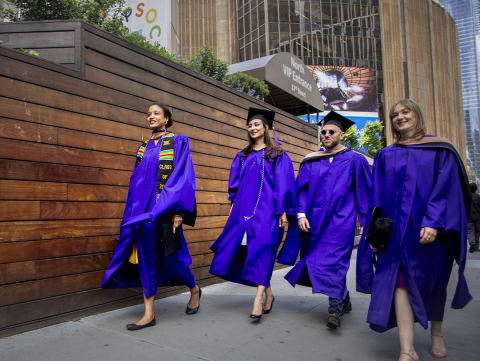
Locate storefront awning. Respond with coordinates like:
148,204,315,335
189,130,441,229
227,53,324,116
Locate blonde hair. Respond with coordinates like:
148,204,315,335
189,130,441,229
389,99,427,143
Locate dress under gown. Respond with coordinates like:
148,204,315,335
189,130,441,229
100,134,196,298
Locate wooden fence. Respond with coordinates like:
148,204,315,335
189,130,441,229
0,20,318,337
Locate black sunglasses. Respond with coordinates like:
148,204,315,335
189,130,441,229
321,129,338,136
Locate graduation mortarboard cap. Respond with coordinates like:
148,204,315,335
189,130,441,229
247,108,276,130
318,110,355,132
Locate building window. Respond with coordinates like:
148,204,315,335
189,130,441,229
268,0,278,22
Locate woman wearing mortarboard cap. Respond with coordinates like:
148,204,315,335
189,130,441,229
100,102,201,331
356,99,472,360
209,107,297,318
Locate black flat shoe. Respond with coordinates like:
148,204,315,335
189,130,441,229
263,296,275,314
186,287,202,315
126,317,156,331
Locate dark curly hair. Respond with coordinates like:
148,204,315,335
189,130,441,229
149,102,173,128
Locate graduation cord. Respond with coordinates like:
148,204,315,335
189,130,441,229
111,276,143,293
244,149,265,221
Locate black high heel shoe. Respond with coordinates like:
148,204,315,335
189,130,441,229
263,296,275,314
250,297,263,318
126,317,156,331
185,287,202,315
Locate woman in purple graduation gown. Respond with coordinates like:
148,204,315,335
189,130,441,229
100,103,201,330
356,99,472,361
210,108,296,318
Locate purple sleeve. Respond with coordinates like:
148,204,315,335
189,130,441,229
354,154,372,226
298,187,308,214
148,136,196,221
277,160,310,265
228,153,243,203
274,152,297,217
421,149,464,232
296,162,311,214
420,148,471,309
356,150,383,294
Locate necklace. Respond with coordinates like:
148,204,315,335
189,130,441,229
244,149,265,221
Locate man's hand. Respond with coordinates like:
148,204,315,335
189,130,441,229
172,215,183,233
298,217,310,232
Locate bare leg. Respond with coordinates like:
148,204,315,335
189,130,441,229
187,285,200,308
395,287,418,361
252,285,265,316
135,294,155,325
264,286,274,310
430,321,446,357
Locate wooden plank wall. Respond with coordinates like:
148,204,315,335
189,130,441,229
0,20,318,337
0,20,82,69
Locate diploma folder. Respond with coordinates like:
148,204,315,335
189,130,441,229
162,222,182,256
365,207,393,250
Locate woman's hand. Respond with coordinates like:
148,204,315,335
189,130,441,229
419,227,437,244
278,212,288,228
369,244,378,252
172,214,183,233
298,217,310,232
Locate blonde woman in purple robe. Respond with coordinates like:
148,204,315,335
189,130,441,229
357,99,472,360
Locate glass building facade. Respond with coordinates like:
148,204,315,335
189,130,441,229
436,0,480,182
237,0,381,68
237,0,383,126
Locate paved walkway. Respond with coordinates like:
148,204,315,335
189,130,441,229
1,250,479,361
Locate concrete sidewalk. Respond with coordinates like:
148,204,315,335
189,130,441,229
1,250,479,361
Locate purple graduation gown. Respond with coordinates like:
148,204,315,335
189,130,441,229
356,140,472,332
278,148,371,300
100,135,196,298
209,150,297,287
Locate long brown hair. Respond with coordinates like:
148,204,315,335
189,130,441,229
241,122,283,162
389,99,426,143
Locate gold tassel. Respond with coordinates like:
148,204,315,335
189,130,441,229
129,242,138,264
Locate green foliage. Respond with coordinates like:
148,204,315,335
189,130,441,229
0,0,78,21
0,0,131,36
359,121,384,156
180,46,229,82
342,125,360,151
18,48,40,57
223,71,270,101
0,2,269,102
122,32,176,61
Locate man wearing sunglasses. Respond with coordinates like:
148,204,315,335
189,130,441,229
278,110,372,330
